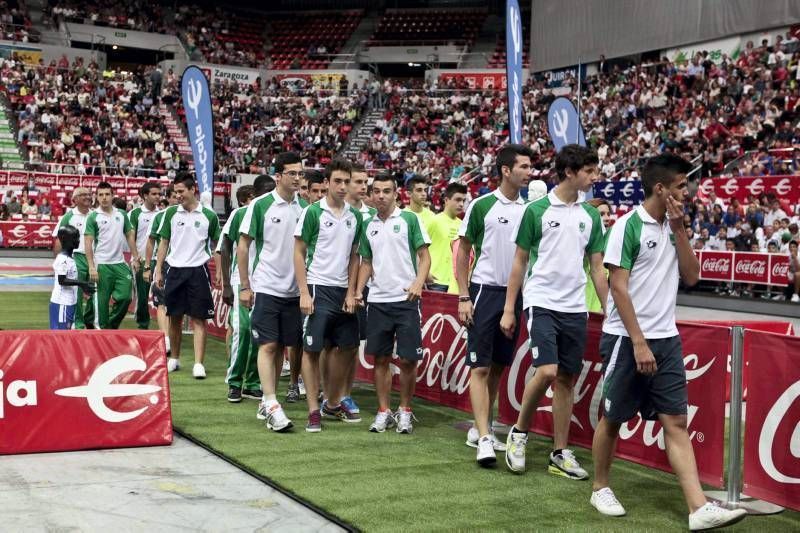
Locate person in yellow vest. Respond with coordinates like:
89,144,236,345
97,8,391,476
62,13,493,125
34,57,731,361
585,198,612,313
426,182,467,292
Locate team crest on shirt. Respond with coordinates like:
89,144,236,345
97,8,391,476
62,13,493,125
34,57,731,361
346,220,352,229
393,224,400,233
579,222,586,233
194,221,201,228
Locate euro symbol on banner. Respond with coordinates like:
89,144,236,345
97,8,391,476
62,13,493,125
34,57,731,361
55,354,162,423
552,109,570,146
186,78,203,120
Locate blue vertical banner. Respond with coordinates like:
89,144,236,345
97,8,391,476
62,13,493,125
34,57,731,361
506,0,523,144
181,66,214,197
547,96,586,152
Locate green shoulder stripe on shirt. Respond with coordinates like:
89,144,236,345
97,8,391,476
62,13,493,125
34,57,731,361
59,210,74,227
202,207,221,242
620,211,644,270
129,207,142,232
349,206,364,248
358,216,374,260
516,196,550,274
401,210,425,271
465,194,498,270
581,203,605,254
121,209,133,234
150,211,164,238
300,203,323,269
84,211,98,238
158,206,179,241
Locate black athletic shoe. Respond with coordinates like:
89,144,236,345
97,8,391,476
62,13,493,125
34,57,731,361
227,387,242,403
242,388,263,401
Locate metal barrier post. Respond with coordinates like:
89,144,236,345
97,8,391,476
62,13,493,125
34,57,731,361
704,326,783,514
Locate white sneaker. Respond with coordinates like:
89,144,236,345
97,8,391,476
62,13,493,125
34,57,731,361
466,426,507,451
256,401,266,420
792,294,800,303
395,409,416,434
689,502,746,531
590,487,626,517
281,359,291,377
476,435,497,466
192,363,206,379
167,358,180,373
298,376,307,398
505,429,527,473
369,410,396,433
549,449,589,480
265,404,293,432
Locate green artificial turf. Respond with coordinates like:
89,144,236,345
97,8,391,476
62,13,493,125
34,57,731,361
3,291,799,532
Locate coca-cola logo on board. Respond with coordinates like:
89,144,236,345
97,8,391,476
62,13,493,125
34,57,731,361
735,260,766,276
702,258,730,272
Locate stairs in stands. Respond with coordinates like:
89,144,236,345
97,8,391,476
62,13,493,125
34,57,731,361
0,105,26,170
160,103,194,166
340,109,384,160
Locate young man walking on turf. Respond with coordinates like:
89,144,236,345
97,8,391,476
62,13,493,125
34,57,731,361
85,181,139,330
53,187,94,328
294,158,363,432
500,144,608,478
427,182,467,293
154,174,222,379
456,144,532,465
239,153,308,431
355,172,431,434
129,181,161,329
590,154,746,530
216,184,262,403
145,187,177,354
341,162,377,416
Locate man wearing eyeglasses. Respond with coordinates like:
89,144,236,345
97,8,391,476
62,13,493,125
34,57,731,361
52,187,95,328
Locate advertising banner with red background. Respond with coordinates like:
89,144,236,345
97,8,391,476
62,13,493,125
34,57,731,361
0,330,172,454
0,171,230,196
743,331,800,512
438,72,507,90
697,176,800,204
0,220,56,248
696,250,790,286
355,292,726,487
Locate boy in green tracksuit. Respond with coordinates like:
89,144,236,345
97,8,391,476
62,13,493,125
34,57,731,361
53,187,95,328
129,181,161,329
85,181,139,329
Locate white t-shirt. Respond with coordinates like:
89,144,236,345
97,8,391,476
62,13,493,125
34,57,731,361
51,253,78,305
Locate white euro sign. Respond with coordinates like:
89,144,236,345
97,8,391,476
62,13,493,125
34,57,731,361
553,109,569,145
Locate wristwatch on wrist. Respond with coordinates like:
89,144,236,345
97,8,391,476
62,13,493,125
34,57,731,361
240,287,251,292
458,296,471,302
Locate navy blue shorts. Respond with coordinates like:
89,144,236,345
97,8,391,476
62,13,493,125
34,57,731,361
303,285,359,352
599,333,688,423
50,302,75,330
164,265,214,320
466,283,522,368
252,293,302,347
365,300,423,361
525,306,587,375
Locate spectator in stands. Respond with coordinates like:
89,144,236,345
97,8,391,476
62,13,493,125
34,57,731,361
787,241,800,303
734,223,756,251
0,203,9,221
39,196,52,216
21,197,37,216
7,194,21,215
765,198,788,227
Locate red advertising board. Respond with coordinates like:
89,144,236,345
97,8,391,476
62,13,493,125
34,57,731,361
0,220,57,248
697,176,800,204
696,250,790,285
438,72,507,90
1,171,229,196
0,330,172,454
743,331,800,511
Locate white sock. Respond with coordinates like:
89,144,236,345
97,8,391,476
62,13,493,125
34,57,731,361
264,395,278,409
164,336,171,352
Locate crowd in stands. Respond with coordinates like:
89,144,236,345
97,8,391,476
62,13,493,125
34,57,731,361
47,0,172,34
1,0,37,42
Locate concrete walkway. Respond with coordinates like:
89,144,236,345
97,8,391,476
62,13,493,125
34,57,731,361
0,436,344,532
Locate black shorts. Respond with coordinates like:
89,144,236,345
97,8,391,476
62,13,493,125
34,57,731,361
303,285,359,352
365,300,423,361
357,286,369,341
525,306,587,375
251,293,302,347
466,283,522,368
164,264,214,320
151,261,169,307
599,333,688,423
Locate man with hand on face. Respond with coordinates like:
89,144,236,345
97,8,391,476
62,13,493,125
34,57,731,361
355,173,431,434
501,144,608,480
129,181,161,329
53,187,95,328
294,158,364,432
590,154,746,531
238,155,308,432
154,174,222,379
456,144,532,466
84,181,139,330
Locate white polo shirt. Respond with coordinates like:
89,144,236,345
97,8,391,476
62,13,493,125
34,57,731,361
158,203,221,268
53,207,89,255
294,198,363,288
459,189,526,287
85,208,132,265
241,191,308,297
129,204,158,257
359,207,430,302
216,206,255,287
603,205,679,339
51,253,78,305
512,190,605,312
